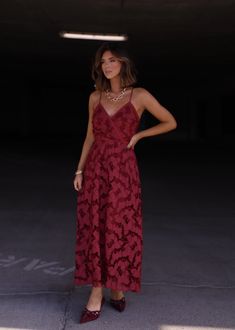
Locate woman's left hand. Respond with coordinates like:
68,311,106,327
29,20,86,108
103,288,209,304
127,133,141,150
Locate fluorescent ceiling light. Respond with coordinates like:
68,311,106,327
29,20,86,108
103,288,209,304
59,31,128,41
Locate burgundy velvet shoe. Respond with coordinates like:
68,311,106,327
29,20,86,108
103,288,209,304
79,296,105,324
110,296,126,312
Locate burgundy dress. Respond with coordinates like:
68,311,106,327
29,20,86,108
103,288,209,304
74,88,143,292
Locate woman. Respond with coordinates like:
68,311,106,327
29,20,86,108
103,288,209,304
73,42,177,324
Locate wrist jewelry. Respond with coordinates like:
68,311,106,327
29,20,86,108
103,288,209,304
75,170,83,175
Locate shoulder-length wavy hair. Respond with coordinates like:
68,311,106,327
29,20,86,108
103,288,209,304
91,42,137,91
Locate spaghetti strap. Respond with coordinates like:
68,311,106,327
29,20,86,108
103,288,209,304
98,91,102,104
129,87,134,102
93,91,102,114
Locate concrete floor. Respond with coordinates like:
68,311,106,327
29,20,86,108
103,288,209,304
0,137,235,330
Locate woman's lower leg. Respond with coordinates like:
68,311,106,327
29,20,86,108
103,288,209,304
86,286,103,311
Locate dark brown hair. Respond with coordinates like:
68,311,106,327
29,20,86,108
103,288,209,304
91,42,137,91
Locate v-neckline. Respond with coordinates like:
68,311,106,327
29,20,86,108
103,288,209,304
100,101,130,118
98,101,139,120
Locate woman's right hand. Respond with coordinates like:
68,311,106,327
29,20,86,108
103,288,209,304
73,174,83,191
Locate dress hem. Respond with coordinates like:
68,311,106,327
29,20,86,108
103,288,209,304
73,279,141,293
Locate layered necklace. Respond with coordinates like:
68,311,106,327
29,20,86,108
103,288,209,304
105,87,127,102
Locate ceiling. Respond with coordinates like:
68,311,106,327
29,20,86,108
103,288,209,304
0,0,235,85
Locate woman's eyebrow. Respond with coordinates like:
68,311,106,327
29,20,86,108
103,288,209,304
101,56,116,61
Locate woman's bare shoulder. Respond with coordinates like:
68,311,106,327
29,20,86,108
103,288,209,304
89,90,100,102
88,90,101,110
131,87,151,114
133,87,150,98
133,87,153,104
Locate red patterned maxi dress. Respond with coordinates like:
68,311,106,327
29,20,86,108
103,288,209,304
74,88,143,292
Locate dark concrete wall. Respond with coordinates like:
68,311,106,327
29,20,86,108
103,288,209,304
0,74,234,145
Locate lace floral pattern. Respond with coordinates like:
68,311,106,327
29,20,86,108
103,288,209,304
74,101,143,292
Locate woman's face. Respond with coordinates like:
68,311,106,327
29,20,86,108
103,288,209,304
101,50,122,80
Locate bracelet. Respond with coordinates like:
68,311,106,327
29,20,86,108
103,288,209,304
75,170,83,175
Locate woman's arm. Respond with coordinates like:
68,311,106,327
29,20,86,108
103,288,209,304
127,88,177,149
74,91,98,191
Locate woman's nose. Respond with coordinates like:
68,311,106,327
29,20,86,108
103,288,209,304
104,63,110,69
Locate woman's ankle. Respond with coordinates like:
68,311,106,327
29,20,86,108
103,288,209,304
90,286,103,297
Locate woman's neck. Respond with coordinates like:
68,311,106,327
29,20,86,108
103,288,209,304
109,76,122,94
